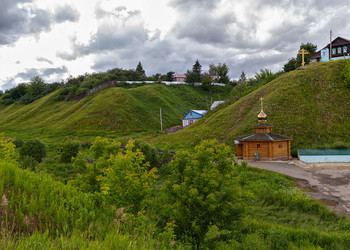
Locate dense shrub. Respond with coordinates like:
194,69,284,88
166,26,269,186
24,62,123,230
61,141,80,163
13,138,24,148
162,140,248,248
20,139,47,163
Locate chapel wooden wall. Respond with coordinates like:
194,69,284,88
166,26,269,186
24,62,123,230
239,140,291,160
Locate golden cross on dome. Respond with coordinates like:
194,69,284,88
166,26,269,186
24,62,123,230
260,97,264,111
298,49,310,66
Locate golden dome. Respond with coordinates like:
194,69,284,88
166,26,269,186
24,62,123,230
258,110,267,119
258,97,267,123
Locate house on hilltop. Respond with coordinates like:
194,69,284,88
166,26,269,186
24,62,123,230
182,110,207,127
173,73,186,82
311,37,350,62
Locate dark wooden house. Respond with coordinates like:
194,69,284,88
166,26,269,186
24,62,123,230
235,98,293,161
311,37,350,62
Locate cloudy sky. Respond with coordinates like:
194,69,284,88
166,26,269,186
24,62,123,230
1,0,350,90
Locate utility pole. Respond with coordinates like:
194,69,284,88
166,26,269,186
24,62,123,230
160,108,163,131
330,29,332,60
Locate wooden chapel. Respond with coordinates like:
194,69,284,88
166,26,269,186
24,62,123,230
235,98,293,161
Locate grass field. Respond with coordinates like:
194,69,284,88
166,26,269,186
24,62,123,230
0,84,232,143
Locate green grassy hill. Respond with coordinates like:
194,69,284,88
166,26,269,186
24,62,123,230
152,60,350,153
0,84,231,141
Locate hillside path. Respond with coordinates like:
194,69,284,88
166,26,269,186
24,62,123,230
240,160,350,219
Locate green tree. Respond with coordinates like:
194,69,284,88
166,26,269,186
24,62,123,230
283,57,297,72
296,43,317,67
136,61,146,77
8,83,27,99
254,69,273,82
96,140,157,213
185,70,198,84
192,59,202,82
165,71,175,81
200,72,213,90
163,140,246,248
27,76,46,96
217,63,230,83
238,71,247,83
20,138,47,163
209,63,218,76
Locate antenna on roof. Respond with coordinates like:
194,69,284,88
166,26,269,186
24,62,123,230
330,29,333,60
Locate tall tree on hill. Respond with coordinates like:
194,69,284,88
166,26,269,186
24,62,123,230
165,71,175,81
296,43,317,67
209,63,218,76
136,61,146,80
217,63,230,83
27,76,46,96
192,59,202,82
185,70,198,84
238,71,247,83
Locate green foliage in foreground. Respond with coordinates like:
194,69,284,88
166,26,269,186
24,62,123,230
0,137,349,249
162,140,247,247
153,59,350,152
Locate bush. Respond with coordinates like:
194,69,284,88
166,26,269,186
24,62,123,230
20,94,39,104
61,141,80,163
162,140,247,248
20,139,47,163
13,138,24,148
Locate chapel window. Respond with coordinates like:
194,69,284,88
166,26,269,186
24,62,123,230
257,144,261,149
278,144,283,148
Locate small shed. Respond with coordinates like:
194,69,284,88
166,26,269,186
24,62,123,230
298,149,350,163
210,101,225,110
182,110,207,127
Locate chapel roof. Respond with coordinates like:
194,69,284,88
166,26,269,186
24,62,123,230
235,133,293,141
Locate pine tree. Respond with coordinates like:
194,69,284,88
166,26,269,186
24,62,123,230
192,60,202,82
136,61,145,76
239,71,247,83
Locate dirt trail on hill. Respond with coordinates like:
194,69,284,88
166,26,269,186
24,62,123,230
241,160,350,219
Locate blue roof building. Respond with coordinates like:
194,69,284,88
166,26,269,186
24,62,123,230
182,110,207,127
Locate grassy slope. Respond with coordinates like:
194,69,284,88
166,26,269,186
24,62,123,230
152,60,350,152
0,84,230,142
